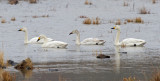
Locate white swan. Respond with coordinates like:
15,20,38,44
69,30,105,45
111,25,146,46
37,34,68,48
18,27,53,44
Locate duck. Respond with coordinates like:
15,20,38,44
18,27,53,44
111,25,146,46
37,34,68,48
69,30,105,45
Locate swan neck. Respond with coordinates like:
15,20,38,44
115,30,120,45
24,30,29,43
76,32,81,45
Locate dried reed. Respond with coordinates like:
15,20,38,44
140,7,150,14
152,0,156,4
8,0,18,5
0,52,4,67
11,17,16,21
83,18,91,24
135,17,143,23
123,77,139,81
84,0,92,5
126,19,133,23
29,0,36,3
115,19,121,25
1,19,6,23
150,71,160,81
123,2,128,6
96,17,100,24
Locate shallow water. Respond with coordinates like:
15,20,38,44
0,0,160,81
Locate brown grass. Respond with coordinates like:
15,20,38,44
140,7,150,14
115,19,121,25
85,0,89,5
150,71,160,81
0,68,16,81
14,58,34,70
59,74,68,81
123,2,128,6
152,0,156,4
93,18,96,24
126,19,134,23
96,17,100,24
123,77,140,81
8,0,18,5
1,19,6,23
135,17,144,23
2,71,13,81
84,0,92,5
11,17,16,21
29,0,36,3
83,18,91,24
124,22,127,24
0,52,4,67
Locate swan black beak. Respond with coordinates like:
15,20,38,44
37,37,40,42
111,27,115,29
69,32,73,35
18,29,22,31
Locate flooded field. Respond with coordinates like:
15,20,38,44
0,0,160,81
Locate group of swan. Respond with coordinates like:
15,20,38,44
18,25,146,48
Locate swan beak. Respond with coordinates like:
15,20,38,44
111,27,115,29
37,37,40,42
69,32,73,35
18,29,22,31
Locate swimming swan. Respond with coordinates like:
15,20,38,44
111,25,146,46
37,35,68,48
18,27,53,44
69,30,105,45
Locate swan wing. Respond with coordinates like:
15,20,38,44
121,38,146,46
42,41,68,48
47,38,54,42
81,38,105,45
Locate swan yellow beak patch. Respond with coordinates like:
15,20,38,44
18,29,22,31
37,37,40,42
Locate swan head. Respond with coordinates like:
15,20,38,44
111,25,120,30
18,27,27,32
37,34,47,42
69,30,79,35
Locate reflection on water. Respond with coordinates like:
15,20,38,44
19,69,33,79
114,46,120,73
